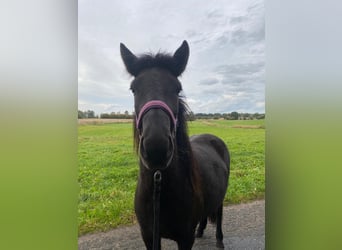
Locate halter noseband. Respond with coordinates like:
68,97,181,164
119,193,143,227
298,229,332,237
136,100,177,132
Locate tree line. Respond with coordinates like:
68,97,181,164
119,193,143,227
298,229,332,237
189,111,264,120
78,110,264,120
78,110,133,119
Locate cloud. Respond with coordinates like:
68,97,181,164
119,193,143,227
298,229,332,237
199,77,220,86
230,16,249,25
213,61,265,100
215,61,264,75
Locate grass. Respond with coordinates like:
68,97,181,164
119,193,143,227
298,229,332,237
78,119,265,235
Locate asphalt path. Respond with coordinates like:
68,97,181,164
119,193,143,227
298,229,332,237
79,199,265,250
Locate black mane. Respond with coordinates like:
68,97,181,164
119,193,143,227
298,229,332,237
128,53,186,77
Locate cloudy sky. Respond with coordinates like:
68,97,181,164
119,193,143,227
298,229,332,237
79,0,264,115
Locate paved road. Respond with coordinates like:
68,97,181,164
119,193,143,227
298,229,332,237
79,200,265,250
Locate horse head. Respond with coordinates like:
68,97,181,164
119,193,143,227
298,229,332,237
120,41,189,170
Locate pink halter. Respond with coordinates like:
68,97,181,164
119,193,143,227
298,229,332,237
136,100,177,131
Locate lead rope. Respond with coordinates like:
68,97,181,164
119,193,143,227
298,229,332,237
153,170,162,250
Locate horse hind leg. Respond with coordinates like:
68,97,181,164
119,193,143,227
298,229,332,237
195,217,207,238
215,204,225,249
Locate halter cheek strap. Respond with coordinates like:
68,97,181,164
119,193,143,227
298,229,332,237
136,100,178,131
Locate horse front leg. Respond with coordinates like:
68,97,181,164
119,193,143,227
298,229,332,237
141,230,161,250
141,233,152,250
176,237,195,250
176,227,196,250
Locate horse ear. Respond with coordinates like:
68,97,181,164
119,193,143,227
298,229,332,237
173,40,190,76
120,43,138,76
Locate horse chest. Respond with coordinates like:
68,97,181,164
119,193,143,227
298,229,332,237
135,180,197,225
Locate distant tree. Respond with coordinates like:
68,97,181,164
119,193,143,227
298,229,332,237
78,110,96,118
100,113,110,118
230,111,239,120
256,113,265,119
78,110,85,119
100,111,133,119
241,113,251,120
86,110,95,118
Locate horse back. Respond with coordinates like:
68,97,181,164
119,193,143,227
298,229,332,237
190,134,230,216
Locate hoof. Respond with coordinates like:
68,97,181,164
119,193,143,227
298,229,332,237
216,240,224,249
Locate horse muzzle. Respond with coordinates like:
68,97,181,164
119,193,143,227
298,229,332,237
136,100,177,170
139,134,175,170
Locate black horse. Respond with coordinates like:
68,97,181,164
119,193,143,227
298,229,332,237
120,40,230,250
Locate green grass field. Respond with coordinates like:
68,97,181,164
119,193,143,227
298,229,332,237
78,119,265,235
